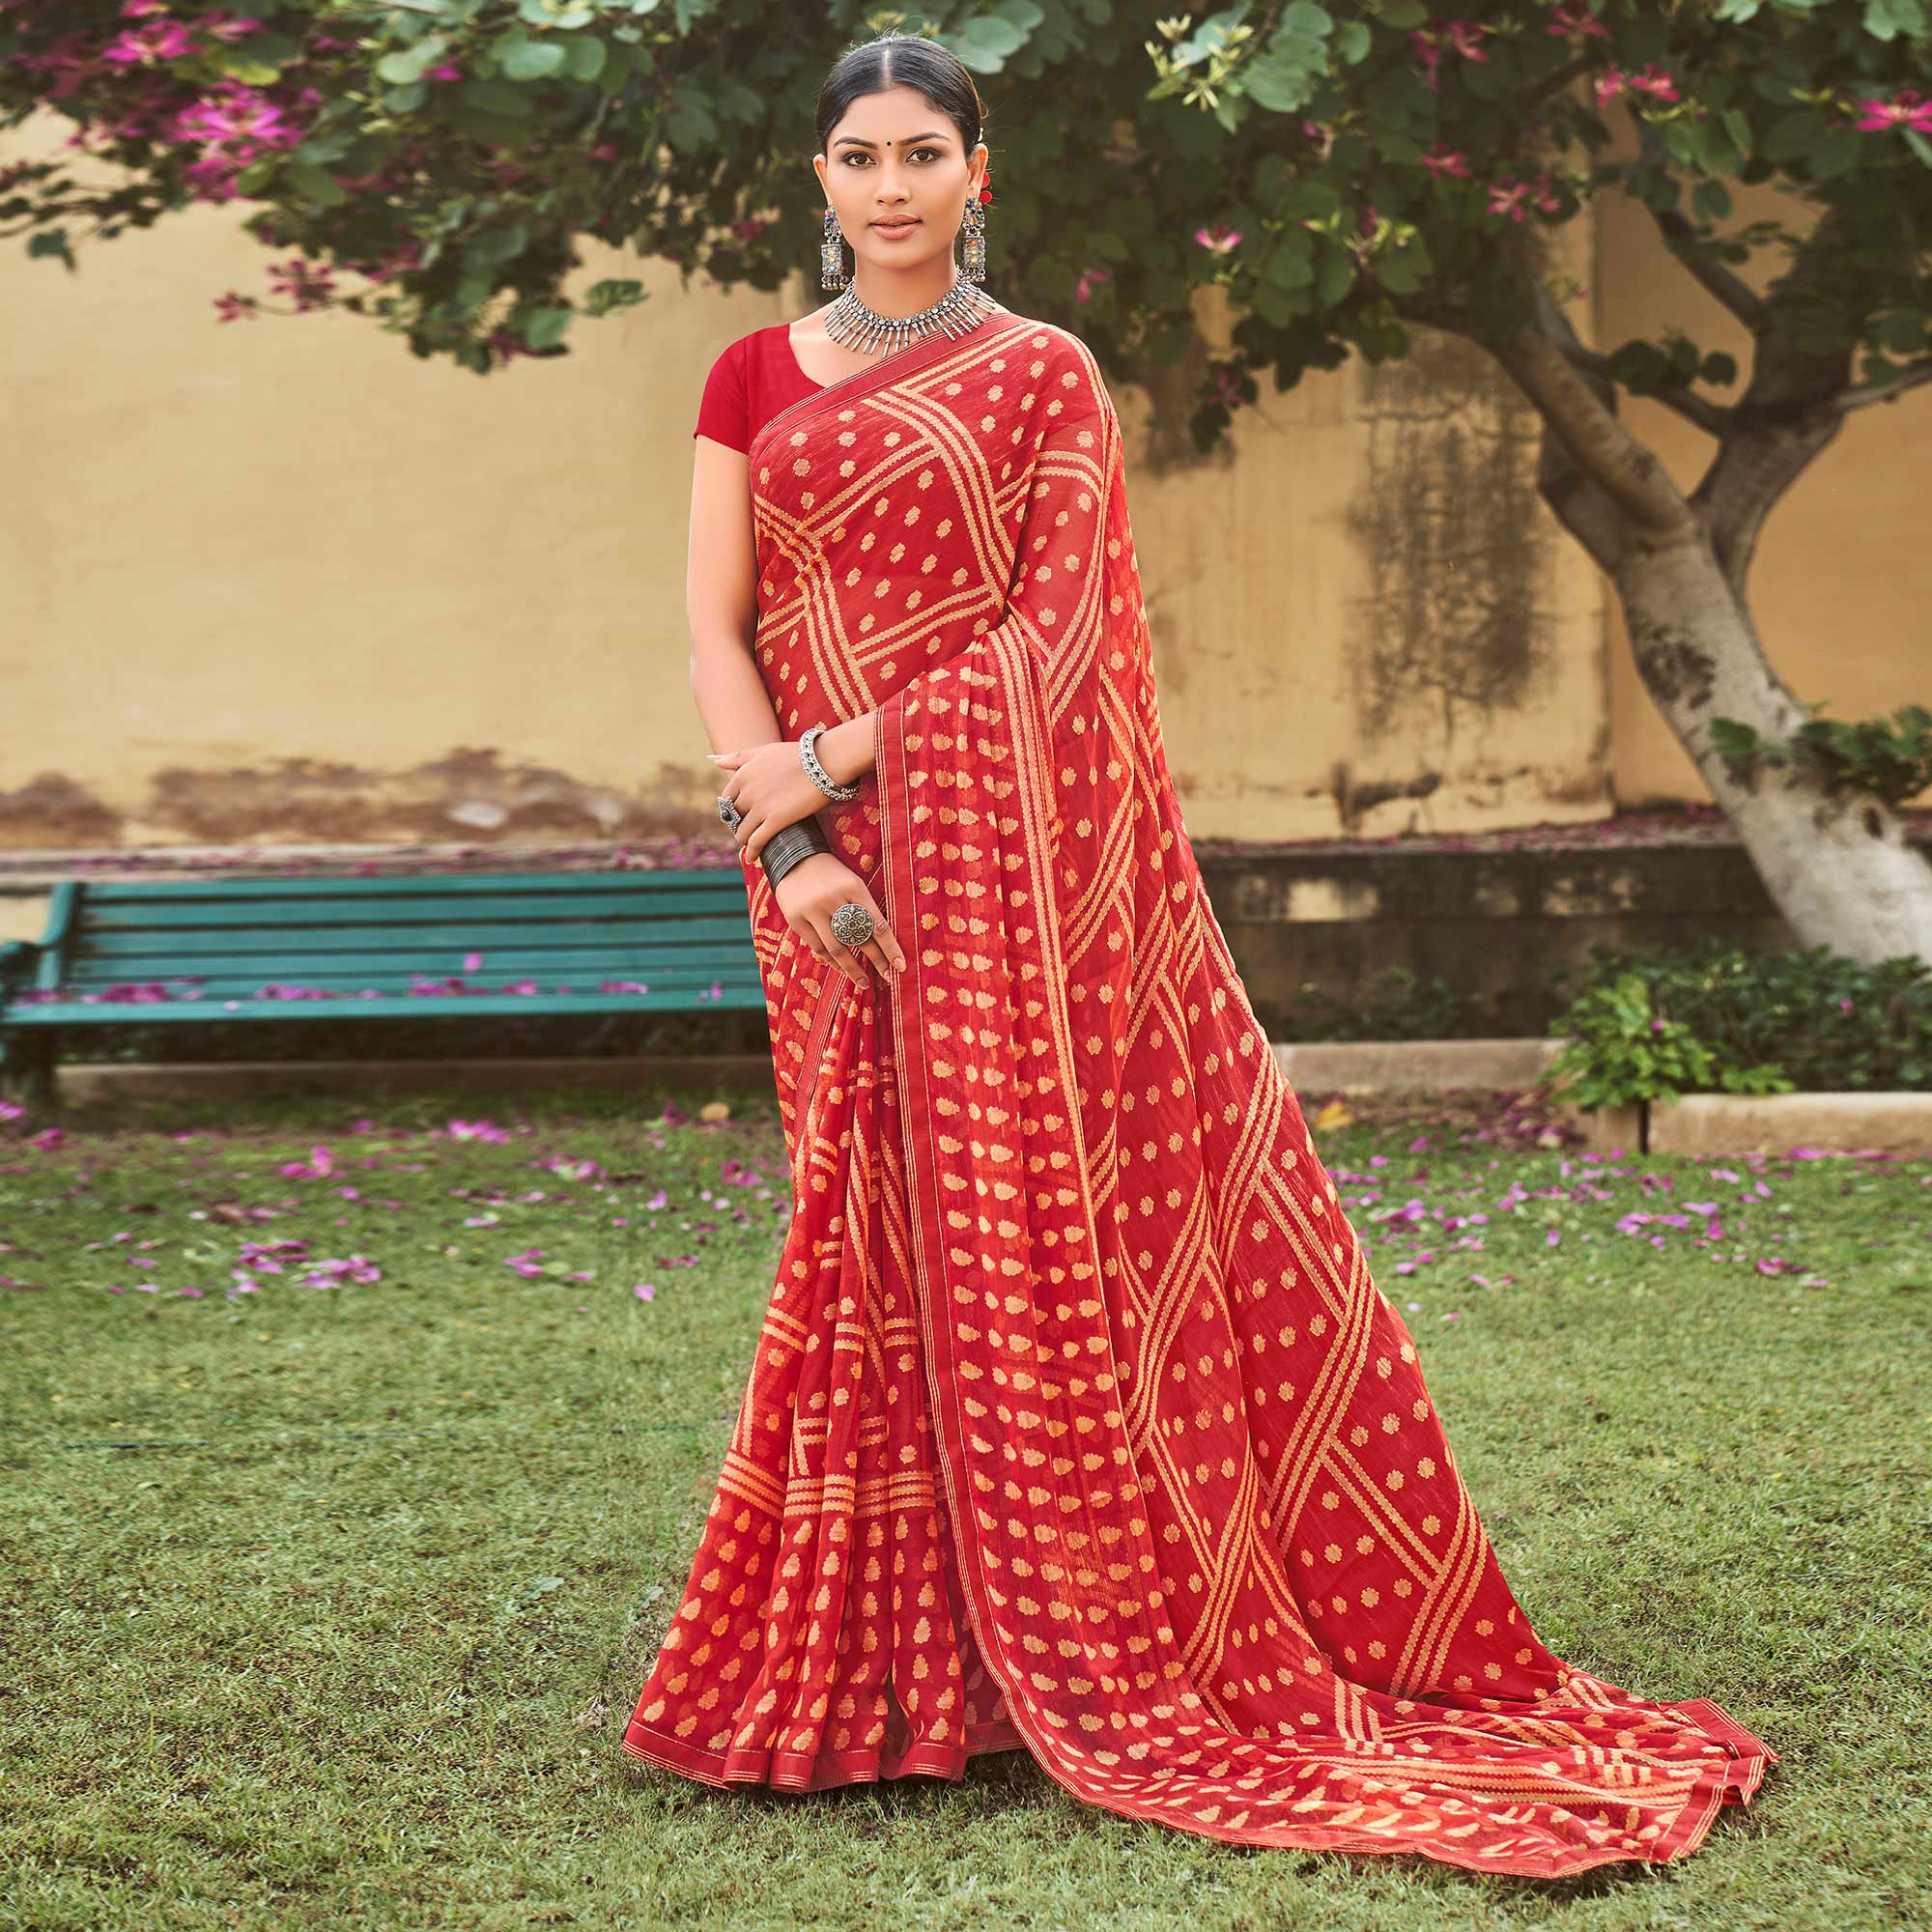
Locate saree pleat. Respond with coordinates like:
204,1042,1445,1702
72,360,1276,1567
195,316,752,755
622,312,1776,1873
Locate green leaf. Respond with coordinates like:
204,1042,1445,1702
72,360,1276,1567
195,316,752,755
518,305,574,350
1810,128,1862,179
498,37,568,81
956,14,1027,56
1316,245,1354,307
1691,178,1733,222
1264,231,1314,289
565,36,608,81
375,36,447,86
1243,53,1320,115
286,160,348,209
1907,127,1932,169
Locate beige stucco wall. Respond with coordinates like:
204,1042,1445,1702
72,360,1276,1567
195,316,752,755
1,107,1923,859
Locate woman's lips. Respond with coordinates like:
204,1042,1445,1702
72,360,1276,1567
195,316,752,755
872,219,919,233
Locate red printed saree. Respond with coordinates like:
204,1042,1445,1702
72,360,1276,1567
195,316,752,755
621,309,1776,1877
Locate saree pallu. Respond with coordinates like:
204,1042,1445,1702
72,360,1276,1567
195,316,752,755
621,312,1776,1877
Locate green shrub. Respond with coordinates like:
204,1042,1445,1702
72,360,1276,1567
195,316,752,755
1545,940,1932,1109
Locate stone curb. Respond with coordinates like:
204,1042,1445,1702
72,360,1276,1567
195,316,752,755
19,1043,1929,1154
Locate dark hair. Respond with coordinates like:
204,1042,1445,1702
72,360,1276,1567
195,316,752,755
814,32,987,280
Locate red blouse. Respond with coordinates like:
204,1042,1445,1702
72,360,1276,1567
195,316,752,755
692,324,827,454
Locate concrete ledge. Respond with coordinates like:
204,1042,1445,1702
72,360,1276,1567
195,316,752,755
1647,1091,1932,1155
1270,1037,1564,1093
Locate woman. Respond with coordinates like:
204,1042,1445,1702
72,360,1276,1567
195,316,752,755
621,31,1776,1878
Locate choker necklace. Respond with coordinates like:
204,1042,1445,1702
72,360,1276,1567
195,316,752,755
822,278,1002,356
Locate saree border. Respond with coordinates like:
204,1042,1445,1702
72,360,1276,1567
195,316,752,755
748,304,1031,470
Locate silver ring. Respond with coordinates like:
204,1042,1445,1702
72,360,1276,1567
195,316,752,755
717,794,741,829
829,901,874,949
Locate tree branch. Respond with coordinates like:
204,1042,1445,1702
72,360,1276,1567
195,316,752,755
1693,205,1859,592
1556,339,1736,440
1840,356,1932,412
1633,124,1767,329
1484,283,1694,537
1648,203,1767,330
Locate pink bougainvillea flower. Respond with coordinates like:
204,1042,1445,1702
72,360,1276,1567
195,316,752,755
1547,2,1608,37
1487,181,1531,223
1421,143,1471,180
102,20,197,64
634,1283,656,1300
1629,64,1680,102
1074,268,1112,305
1855,90,1932,133
1194,223,1243,254
504,1246,549,1278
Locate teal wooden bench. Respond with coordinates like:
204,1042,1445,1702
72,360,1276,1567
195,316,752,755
0,869,764,1106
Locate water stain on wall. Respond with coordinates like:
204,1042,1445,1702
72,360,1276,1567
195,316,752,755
0,750,710,850
0,772,120,848
1344,333,1558,755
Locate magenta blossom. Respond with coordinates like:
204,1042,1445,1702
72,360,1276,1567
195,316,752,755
1857,90,1932,135
1547,3,1608,37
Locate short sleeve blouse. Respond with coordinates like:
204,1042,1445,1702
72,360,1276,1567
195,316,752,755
693,326,827,454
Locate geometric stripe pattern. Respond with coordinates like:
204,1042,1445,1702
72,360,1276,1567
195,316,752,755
621,315,1776,1875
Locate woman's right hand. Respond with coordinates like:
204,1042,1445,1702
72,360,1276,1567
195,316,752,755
773,851,906,988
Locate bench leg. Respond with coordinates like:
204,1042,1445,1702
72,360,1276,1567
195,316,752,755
0,1033,57,1110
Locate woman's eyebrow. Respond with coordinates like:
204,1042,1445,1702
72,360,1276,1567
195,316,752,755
832,131,950,150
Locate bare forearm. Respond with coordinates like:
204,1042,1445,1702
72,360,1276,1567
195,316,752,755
690,633,784,753
689,636,878,790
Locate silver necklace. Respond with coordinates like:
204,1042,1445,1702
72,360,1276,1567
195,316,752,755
822,278,1002,356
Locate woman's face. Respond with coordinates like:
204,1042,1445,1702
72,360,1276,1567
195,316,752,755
814,84,987,272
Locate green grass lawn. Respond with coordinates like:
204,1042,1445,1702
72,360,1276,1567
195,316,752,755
3,1084,1928,1932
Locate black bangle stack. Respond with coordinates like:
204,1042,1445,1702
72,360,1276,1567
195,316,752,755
758,816,830,891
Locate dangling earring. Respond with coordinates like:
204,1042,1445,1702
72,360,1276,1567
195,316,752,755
960,188,987,285
820,206,849,291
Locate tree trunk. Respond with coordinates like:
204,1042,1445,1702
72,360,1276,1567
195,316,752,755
1617,532,1932,963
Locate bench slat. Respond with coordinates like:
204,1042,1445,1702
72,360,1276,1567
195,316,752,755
50,867,745,901
7,985,768,1024
76,892,747,931
35,961,754,996
69,920,757,964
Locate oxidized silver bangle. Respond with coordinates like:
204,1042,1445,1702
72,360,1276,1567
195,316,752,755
800,723,860,803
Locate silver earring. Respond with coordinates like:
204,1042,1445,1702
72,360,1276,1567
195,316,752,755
820,206,849,291
960,192,985,284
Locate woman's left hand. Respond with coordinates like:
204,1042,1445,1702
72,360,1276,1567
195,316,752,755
710,740,835,865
